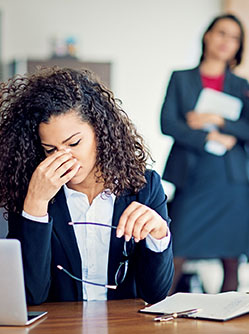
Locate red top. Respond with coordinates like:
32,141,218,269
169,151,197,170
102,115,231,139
201,73,225,91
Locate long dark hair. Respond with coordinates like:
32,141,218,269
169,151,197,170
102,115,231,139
199,14,244,68
0,67,153,214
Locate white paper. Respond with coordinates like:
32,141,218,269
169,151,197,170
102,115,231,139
140,292,249,321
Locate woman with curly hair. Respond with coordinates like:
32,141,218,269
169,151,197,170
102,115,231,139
0,67,173,305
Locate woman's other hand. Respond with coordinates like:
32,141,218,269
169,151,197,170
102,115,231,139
116,201,168,242
23,150,80,216
186,111,224,129
207,130,237,150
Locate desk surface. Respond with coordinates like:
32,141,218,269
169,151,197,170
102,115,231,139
1,299,249,334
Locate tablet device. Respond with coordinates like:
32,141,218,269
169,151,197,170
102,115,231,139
195,88,243,121
0,239,47,326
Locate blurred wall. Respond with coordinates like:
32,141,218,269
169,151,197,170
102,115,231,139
0,0,223,197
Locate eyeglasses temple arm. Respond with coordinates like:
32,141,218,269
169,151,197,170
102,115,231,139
68,222,117,229
57,265,117,290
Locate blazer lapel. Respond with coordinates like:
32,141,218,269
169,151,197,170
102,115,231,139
49,188,82,279
223,69,233,94
189,67,203,103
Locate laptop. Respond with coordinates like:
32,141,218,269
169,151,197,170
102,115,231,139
0,239,47,326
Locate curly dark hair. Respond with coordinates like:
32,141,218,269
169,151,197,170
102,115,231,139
0,67,153,214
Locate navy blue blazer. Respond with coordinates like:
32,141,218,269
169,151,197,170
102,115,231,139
160,67,249,189
8,170,174,305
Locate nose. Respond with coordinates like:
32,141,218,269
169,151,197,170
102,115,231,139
56,147,74,158
57,146,72,153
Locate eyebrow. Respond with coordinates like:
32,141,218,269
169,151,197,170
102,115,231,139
41,132,81,147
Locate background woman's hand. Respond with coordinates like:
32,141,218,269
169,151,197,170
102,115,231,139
116,201,168,242
207,130,237,150
23,150,80,216
186,111,224,129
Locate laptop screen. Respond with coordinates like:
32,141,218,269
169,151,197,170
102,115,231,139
0,239,47,326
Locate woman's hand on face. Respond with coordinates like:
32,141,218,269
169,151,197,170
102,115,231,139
186,111,224,129
207,130,237,150
23,150,80,216
116,201,168,242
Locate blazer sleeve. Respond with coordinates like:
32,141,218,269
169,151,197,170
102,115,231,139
134,170,174,304
160,71,208,153
7,213,53,305
222,78,249,141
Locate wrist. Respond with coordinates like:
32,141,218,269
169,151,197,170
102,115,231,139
206,130,219,142
23,196,48,217
215,115,225,128
150,222,168,240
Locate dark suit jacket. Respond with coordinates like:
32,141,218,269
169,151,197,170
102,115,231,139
160,67,249,189
8,170,174,305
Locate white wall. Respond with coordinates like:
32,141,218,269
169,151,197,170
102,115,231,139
0,0,223,197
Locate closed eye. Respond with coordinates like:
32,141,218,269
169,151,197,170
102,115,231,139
69,139,81,147
45,147,56,154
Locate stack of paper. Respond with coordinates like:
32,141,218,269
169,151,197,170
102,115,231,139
140,292,249,321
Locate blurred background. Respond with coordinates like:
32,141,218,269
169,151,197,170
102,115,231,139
1,0,249,187
0,0,248,292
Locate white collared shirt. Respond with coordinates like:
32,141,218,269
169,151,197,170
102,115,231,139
23,185,171,301
64,185,115,301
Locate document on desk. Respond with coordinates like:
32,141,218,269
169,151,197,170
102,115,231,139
140,292,249,321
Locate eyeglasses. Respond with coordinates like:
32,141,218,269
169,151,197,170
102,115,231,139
57,222,135,290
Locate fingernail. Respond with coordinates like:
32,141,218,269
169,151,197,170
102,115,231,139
125,235,130,242
116,229,123,238
134,238,139,243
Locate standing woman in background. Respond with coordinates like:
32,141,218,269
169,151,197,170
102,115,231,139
160,14,249,294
